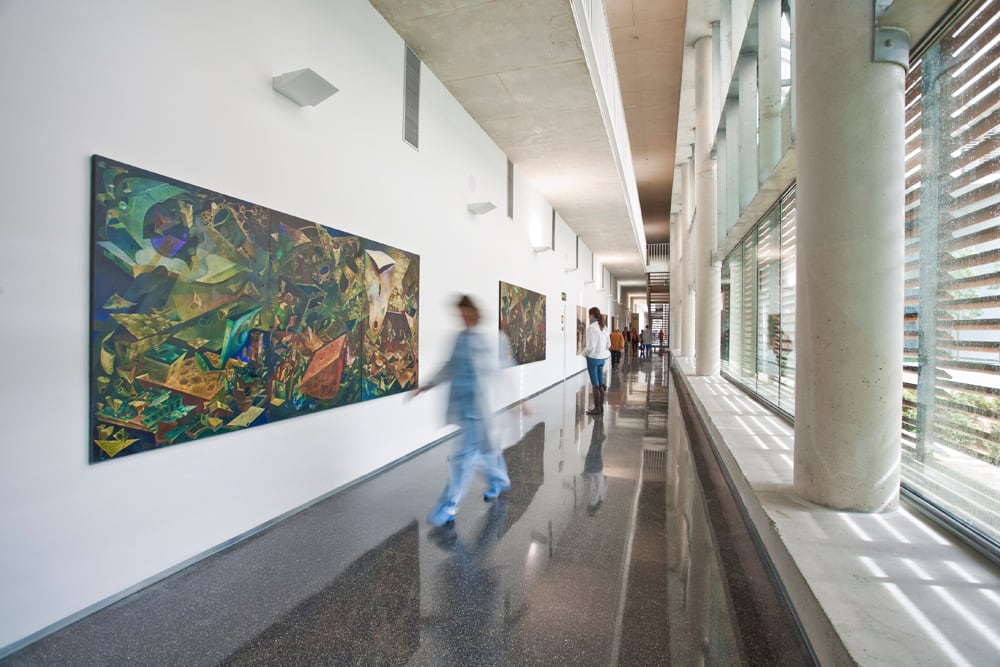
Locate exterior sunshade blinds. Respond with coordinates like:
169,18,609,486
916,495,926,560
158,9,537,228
902,0,1000,551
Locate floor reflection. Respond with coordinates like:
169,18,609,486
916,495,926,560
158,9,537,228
663,379,743,665
423,501,517,666
1,355,810,667
667,358,815,666
582,418,607,514
500,422,545,534
220,522,421,666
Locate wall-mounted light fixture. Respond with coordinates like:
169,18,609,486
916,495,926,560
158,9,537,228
272,68,339,107
467,201,497,215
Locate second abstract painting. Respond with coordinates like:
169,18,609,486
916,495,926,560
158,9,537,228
499,281,546,365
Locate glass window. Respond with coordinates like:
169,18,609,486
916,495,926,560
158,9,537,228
780,3,792,107
757,211,781,406
740,231,758,388
902,0,1000,550
718,0,998,558
725,246,745,379
721,257,731,368
722,187,796,417
778,188,797,412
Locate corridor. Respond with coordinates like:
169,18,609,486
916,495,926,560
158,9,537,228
3,355,809,666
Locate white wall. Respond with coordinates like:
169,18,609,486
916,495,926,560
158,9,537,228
554,212,579,272
0,0,607,650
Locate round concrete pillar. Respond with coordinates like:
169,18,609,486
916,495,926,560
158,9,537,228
758,0,782,176
694,36,720,376
669,213,681,353
793,0,905,511
680,160,696,359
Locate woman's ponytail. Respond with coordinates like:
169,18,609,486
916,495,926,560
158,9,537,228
588,306,607,330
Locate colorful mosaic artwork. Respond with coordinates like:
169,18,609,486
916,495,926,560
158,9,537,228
498,281,546,365
89,156,418,462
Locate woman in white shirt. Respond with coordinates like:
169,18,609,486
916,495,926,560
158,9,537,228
582,306,611,415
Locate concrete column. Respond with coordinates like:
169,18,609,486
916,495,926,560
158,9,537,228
794,0,905,511
711,22,722,123
674,166,689,355
695,36,720,376
725,100,740,231
738,54,759,210
681,159,696,359
789,0,797,143
758,0,782,178
731,0,747,53
716,132,728,247
720,0,732,92
669,213,681,353
684,285,697,360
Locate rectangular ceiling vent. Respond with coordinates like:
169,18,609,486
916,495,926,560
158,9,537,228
551,208,556,250
403,45,420,149
507,158,514,219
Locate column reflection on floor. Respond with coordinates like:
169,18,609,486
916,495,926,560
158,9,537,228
1,354,787,666
661,374,743,665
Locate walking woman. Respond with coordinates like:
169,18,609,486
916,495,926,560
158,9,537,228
582,306,611,415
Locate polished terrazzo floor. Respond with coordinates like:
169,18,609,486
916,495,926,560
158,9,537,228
3,354,809,666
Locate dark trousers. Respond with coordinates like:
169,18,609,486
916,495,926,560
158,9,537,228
611,350,621,367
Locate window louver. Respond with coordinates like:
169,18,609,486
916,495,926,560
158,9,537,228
903,0,1000,551
403,46,420,149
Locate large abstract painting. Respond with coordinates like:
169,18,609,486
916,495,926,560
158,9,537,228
498,281,546,365
89,156,418,462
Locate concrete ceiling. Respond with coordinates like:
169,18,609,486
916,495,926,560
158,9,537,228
367,0,951,303
605,0,687,246
368,0,694,286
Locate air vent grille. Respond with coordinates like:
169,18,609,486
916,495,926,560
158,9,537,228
403,46,420,149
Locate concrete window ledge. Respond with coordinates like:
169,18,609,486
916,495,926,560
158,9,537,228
671,357,1000,667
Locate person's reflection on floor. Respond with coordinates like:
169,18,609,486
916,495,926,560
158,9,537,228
582,418,607,515
606,369,623,414
427,500,523,664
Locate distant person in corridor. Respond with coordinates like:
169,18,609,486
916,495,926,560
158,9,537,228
642,325,652,359
610,327,625,369
582,306,611,415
